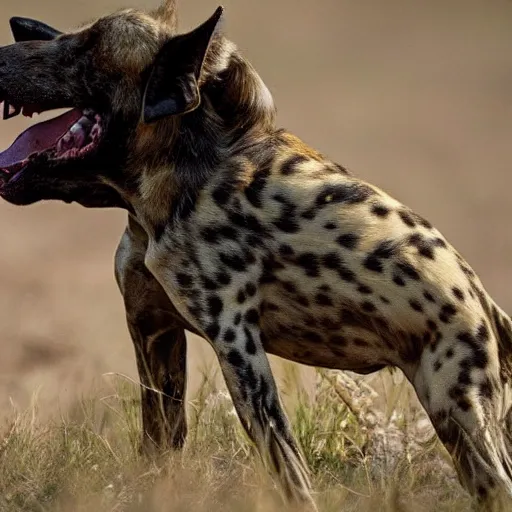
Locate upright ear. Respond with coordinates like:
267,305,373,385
142,6,224,123
9,17,62,42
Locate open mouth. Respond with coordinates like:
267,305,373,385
0,99,103,185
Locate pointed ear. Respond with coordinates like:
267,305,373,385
9,17,62,42
142,6,224,124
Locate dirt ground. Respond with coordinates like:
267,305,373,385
0,0,511,418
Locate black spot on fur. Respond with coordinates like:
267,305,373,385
315,183,373,208
279,244,294,257
380,296,390,304
243,248,256,266
227,349,245,368
316,293,333,306
398,209,416,227
216,272,231,286
412,213,433,229
273,195,300,233
457,331,489,368
357,284,373,295
296,253,320,277
301,208,316,220
245,283,257,297
480,379,493,399
201,276,219,291
374,240,399,259
340,309,361,325
396,262,421,281
458,361,472,386
259,267,277,285
227,211,267,236
246,234,264,248
212,185,231,205
280,155,308,176
393,275,406,287
449,385,464,400
323,252,342,269
423,290,436,303
245,363,258,391
224,329,236,343
408,233,435,259
337,233,359,250
244,328,257,354
324,222,337,230
426,319,438,331
361,301,377,313
205,323,220,340
200,227,218,244
457,398,472,411
207,296,223,317
219,252,247,272
409,299,423,312
446,348,454,358
433,361,442,372
439,304,457,323
331,162,349,174
371,204,390,217
434,237,447,248
245,309,260,324
458,260,475,278
237,290,246,304
297,296,310,307
283,281,297,293
476,322,489,343
245,167,271,208
176,273,193,288
364,255,383,273
234,313,242,325
477,486,488,499
338,266,356,282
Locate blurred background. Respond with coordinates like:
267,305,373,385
0,0,511,419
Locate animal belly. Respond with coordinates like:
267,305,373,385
260,302,394,372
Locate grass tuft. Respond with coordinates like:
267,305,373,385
0,367,472,511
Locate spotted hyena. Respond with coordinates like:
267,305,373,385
0,2,511,509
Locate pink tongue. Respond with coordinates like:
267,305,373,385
0,108,83,168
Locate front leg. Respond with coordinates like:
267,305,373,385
147,253,316,508
115,218,188,452
213,320,315,508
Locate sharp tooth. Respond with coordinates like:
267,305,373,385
22,106,34,118
3,102,21,120
69,122,83,135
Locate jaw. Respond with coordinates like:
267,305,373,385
0,101,129,208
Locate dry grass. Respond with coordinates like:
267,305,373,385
0,365,473,512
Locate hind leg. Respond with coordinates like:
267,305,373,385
412,331,512,508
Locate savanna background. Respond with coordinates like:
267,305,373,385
0,0,511,510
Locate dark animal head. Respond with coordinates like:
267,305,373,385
0,0,276,218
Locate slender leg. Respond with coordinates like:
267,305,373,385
115,216,188,451
413,337,512,508
199,293,316,509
